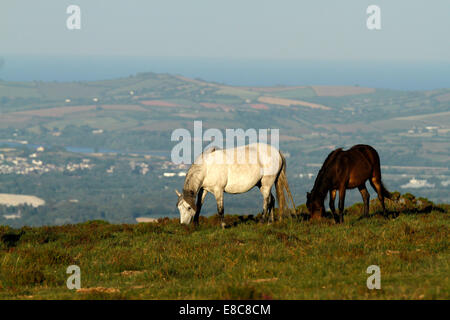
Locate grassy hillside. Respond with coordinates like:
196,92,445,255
0,198,448,300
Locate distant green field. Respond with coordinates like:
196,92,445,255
37,83,105,100
106,78,166,95
215,87,260,101
0,83,41,98
271,87,317,99
0,201,448,300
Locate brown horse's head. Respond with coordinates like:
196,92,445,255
306,192,324,219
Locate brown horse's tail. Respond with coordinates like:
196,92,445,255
379,180,392,199
275,152,296,221
370,148,392,200
369,170,391,202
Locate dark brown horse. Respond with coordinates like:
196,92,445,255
306,144,391,223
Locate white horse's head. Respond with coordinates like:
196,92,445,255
175,189,196,224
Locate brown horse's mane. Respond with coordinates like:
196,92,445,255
311,148,343,198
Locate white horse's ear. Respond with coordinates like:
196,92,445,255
175,189,182,197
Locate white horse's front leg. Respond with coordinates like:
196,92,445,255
213,190,225,229
268,192,275,223
194,188,208,225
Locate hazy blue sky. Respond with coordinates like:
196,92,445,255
1,0,449,61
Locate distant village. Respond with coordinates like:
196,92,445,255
0,146,94,175
0,144,188,178
402,125,447,137
129,159,187,178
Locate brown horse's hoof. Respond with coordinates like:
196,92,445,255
310,215,324,223
334,216,344,224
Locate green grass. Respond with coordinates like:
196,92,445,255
0,204,448,300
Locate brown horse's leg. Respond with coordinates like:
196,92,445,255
338,186,346,223
329,189,338,222
358,184,370,218
370,177,387,218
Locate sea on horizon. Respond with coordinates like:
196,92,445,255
1,55,450,91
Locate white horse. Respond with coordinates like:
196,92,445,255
175,143,295,227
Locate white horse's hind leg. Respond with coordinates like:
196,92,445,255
268,192,275,223
259,184,273,224
260,176,277,223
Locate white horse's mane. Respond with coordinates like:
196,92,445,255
183,147,218,194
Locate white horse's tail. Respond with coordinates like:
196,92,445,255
275,152,296,221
